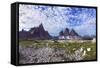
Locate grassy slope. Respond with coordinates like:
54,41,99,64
19,40,96,60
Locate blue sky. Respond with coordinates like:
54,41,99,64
19,4,96,36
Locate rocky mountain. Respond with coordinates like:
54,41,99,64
19,29,30,40
59,28,79,36
19,24,52,40
59,28,81,40
19,24,81,40
59,31,64,36
63,28,69,36
69,29,79,36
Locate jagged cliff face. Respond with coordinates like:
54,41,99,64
19,24,52,40
69,29,79,36
19,24,81,40
59,28,81,40
59,28,79,36
63,28,69,36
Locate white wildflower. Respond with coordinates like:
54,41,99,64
87,48,91,51
82,50,86,56
80,47,83,52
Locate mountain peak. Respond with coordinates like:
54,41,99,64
59,30,64,36
70,29,79,36
63,28,69,36
19,23,52,40
39,23,44,30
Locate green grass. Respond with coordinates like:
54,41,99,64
19,40,96,60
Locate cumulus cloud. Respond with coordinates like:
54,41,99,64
19,4,96,36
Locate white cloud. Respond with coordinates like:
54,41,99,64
19,4,70,36
19,4,96,36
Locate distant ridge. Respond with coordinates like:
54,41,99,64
19,23,52,40
59,28,81,40
19,24,82,40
